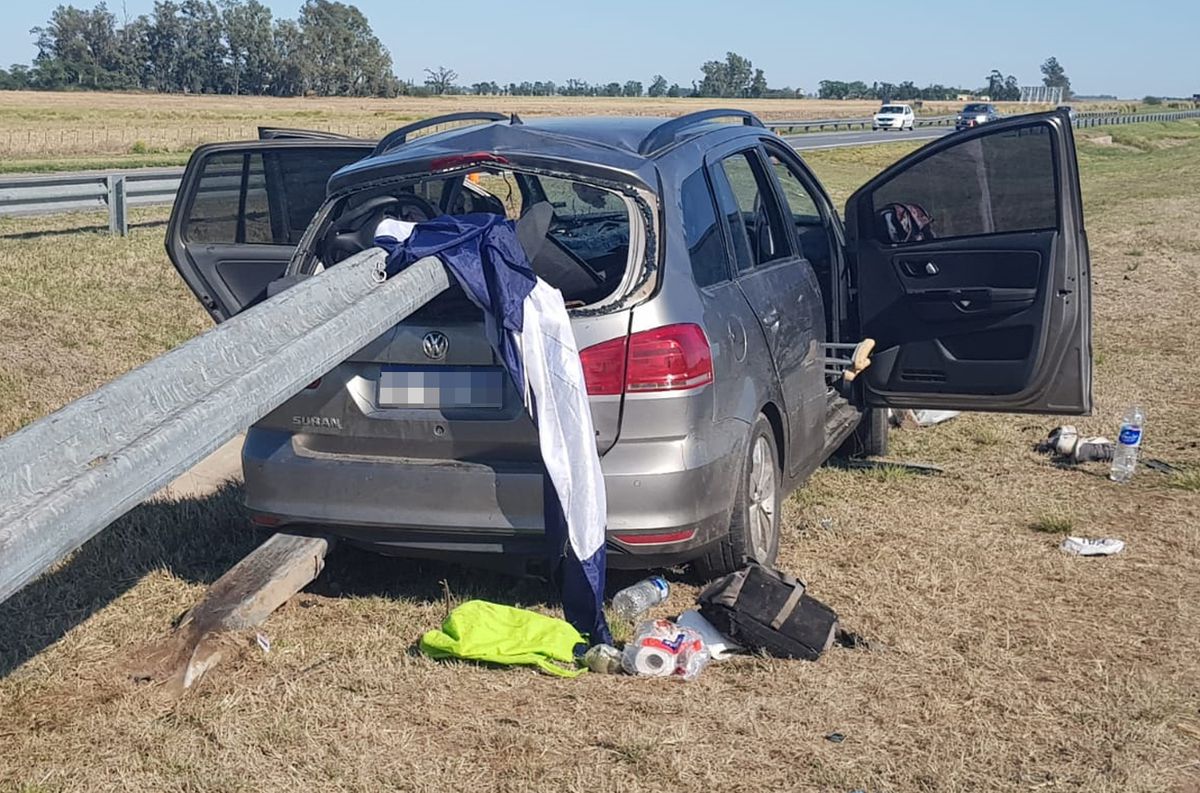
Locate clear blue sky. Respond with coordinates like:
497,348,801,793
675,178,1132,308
5,0,1197,97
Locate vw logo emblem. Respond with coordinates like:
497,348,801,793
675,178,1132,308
422,331,449,361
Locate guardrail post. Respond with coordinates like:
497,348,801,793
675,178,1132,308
107,174,128,237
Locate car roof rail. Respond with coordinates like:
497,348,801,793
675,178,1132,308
372,112,520,157
257,127,360,141
638,109,765,155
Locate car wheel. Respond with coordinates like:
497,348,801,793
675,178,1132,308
692,414,781,581
836,407,890,458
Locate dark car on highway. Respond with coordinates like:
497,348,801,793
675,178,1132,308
166,108,1092,578
956,103,1002,130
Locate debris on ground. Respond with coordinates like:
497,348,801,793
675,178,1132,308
1109,404,1146,484
1060,536,1126,557
889,409,960,429
420,600,587,677
255,632,271,654
825,732,847,743
677,609,743,660
609,576,670,623
414,568,851,680
622,619,710,680
1143,458,1179,474
1037,424,1181,479
1037,425,1115,463
698,563,839,661
581,643,623,674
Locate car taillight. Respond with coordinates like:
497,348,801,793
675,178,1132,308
579,336,627,396
580,324,713,396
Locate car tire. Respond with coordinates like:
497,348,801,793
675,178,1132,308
837,407,890,459
692,414,782,581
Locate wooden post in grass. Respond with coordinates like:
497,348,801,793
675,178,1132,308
140,532,333,692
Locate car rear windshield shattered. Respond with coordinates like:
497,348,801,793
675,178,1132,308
318,168,640,318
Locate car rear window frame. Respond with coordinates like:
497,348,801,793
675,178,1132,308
290,164,659,316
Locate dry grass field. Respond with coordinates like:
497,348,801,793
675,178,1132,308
1,120,1199,792
0,89,1133,172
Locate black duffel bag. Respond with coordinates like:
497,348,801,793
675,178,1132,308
698,563,838,661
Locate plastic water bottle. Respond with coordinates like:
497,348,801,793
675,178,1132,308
610,576,670,622
1109,405,1145,483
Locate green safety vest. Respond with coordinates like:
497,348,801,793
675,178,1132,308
419,600,587,678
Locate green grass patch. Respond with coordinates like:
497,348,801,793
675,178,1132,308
1030,512,1074,534
1168,469,1200,493
0,152,193,174
967,425,1005,447
859,463,917,483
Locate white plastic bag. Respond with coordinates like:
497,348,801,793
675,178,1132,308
621,619,711,681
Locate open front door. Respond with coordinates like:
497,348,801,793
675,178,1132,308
844,110,1092,415
166,140,373,322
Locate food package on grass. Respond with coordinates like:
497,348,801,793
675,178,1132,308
621,619,710,681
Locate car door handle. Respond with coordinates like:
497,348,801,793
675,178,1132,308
900,260,940,277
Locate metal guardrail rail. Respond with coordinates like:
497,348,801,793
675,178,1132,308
0,167,183,234
0,249,451,605
765,114,957,132
763,108,1200,133
2,110,1199,234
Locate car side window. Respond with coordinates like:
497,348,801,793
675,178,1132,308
185,147,365,245
868,124,1058,244
765,150,822,224
679,167,730,288
711,150,791,271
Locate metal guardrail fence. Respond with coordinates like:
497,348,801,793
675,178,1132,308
2,110,1199,235
763,108,1200,133
0,248,450,605
0,167,183,234
1073,110,1200,127
765,114,957,133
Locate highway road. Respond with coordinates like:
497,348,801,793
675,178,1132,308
787,126,952,151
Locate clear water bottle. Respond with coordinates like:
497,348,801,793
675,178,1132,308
610,576,670,622
1110,405,1145,483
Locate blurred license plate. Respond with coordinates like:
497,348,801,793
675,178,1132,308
378,367,504,409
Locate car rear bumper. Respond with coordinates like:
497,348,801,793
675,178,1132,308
241,422,744,569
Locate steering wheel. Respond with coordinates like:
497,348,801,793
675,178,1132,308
334,192,440,232
325,192,442,263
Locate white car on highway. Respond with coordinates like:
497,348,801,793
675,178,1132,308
873,103,915,131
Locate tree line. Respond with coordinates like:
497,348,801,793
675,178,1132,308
0,0,400,96
818,58,1072,102
0,4,1075,104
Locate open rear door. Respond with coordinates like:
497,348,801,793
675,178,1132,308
844,110,1092,414
166,139,373,322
